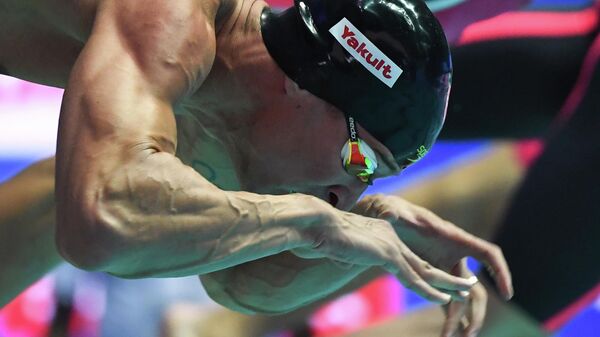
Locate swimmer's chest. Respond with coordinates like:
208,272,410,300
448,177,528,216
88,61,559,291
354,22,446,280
174,112,242,192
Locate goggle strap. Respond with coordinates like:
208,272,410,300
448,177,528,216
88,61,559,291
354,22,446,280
346,115,360,142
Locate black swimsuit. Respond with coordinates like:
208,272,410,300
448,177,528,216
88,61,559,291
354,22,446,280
441,4,600,324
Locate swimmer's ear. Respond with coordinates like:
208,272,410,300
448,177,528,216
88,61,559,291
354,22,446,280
284,76,311,98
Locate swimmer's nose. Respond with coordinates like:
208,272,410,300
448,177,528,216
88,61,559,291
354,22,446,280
328,191,339,208
328,184,367,211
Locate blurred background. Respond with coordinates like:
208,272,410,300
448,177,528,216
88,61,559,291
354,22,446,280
0,0,598,336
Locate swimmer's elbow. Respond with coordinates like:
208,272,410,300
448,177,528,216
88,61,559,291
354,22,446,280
55,196,128,272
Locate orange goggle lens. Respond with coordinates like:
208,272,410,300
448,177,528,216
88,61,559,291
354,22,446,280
341,139,378,184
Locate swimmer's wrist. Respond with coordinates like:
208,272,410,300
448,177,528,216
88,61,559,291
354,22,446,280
288,193,337,248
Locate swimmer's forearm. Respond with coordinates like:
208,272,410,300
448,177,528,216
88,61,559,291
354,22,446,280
58,152,323,277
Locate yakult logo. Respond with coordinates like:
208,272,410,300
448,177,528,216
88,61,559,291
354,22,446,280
329,18,403,88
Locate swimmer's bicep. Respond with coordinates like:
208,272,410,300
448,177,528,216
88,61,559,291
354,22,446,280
94,0,217,101
60,0,218,154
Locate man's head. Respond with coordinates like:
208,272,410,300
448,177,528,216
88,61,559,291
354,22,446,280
196,0,450,209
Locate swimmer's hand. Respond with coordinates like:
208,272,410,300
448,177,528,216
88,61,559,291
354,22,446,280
292,199,480,305
352,194,514,301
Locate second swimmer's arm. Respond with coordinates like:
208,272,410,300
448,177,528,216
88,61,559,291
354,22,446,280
55,0,320,278
0,158,60,307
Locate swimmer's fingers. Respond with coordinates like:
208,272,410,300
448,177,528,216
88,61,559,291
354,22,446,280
404,251,478,292
465,280,488,337
385,244,475,304
383,257,452,305
440,259,470,337
454,259,488,337
441,300,467,337
466,237,513,300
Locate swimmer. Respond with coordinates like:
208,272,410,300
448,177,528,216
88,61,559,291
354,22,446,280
0,0,512,323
